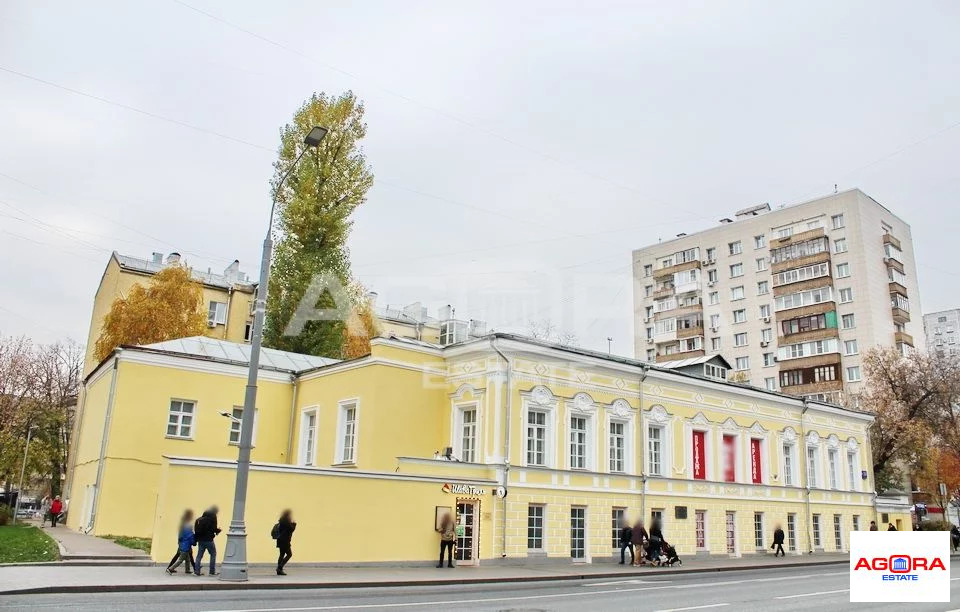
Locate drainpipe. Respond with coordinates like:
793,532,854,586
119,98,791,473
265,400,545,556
639,365,649,519
284,373,300,463
491,338,511,558
88,354,120,534
800,398,813,554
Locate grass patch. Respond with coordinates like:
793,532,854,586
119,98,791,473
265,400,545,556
102,534,152,554
0,525,60,563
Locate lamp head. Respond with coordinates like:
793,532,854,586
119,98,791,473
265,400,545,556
304,126,328,147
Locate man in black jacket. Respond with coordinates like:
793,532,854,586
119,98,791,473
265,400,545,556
275,509,297,575
193,506,221,576
771,523,785,557
618,519,634,565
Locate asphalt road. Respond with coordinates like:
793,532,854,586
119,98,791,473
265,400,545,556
1,564,958,611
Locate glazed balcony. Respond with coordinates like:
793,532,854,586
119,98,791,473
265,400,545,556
883,233,902,250
653,259,700,280
894,331,914,347
677,322,704,339
891,307,911,324
779,326,840,345
656,348,705,363
780,379,844,396
653,285,675,299
888,281,908,297
769,227,825,250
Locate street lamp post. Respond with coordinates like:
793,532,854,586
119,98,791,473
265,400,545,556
12,425,34,525
219,126,327,582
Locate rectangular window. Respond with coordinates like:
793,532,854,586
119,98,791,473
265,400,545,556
765,377,776,390
754,235,766,249
807,446,819,487
570,507,586,560
757,281,769,295
710,314,721,328
207,301,227,325
833,514,842,551
853,515,860,531
783,444,794,486
647,425,663,476
526,411,547,466
339,403,358,464
726,511,736,553
759,304,771,318
772,261,830,287
644,264,652,277
460,407,477,463
848,452,858,491
828,449,838,489
839,288,853,303
729,241,742,255
734,332,748,347
842,313,855,329
611,508,625,549
569,416,587,470
735,356,750,371
166,400,195,439
764,353,775,367
844,340,858,356
527,505,544,550
708,269,718,283
695,510,707,551
301,411,317,465
709,291,719,305
777,227,794,239
787,514,797,551
761,328,772,343
730,286,745,300
733,309,746,323
835,262,850,278
730,263,743,278
750,438,763,484
645,285,653,297
227,406,258,446
609,421,625,473
243,321,252,342
831,214,844,229
754,512,764,548
808,219,823,230
692,430,706,480
722,434,736,482
711,337,721,351
813,514,821,547
846,366,861,382
834,238,848,253
706,247,716,261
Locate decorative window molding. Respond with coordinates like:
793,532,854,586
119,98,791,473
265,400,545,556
782,426,797,443
450,383,485,401
648,404,670,425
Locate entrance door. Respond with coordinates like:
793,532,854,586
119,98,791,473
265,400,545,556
455,501,478,565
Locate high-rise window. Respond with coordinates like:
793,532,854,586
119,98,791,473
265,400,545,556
709,291,719,305
759,304,771,318
842,313,856,329
754,235,766,249
733,309,746,323
844,340,858,356
765,377,776,391
831,214,844,229
734,332,748,347
835,263,851,278
756,257,768,272
839,288,853,303
730,263,744,278
731,286,745,300
735,356,750,370
763,353,775,367
761,328,773,343
729,241,742,255
846,366,862,382
757,281,769,295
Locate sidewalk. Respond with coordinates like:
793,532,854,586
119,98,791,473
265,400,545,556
0,553,849,595
36,524,150,562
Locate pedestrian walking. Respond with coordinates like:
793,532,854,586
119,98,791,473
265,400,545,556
887,523,897,531
951,525,960,552
647,517,665,565
436,512,456,568
630,519,648,566
869,521,878,531
49,496,63,527
273,509,296,575
771,524,785,557
40,498,51,527
165,510,195,575
193,506,221,576
618,518,634,565
166,509,196,573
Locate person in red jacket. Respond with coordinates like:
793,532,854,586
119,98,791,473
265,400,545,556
49,496,63,527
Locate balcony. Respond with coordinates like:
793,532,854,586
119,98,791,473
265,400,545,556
653,259,700,280
654,329,677,343
780,326,840,345
888,281,908,296
653,285,675,299
883,233,902,250
894,331,914,347
770,250,831,275
774,300,836,320
677,323,704,339
674,280,701,295
656,348,705,363
773,276,833,298
884,256,905,274
769,227,825,250
780,379,844,396
891,307,911,324
778,352,842,370
654,301,703,321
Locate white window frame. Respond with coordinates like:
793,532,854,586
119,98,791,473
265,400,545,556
756,257,768,272
754,234,766,249
735,356,750,371
730,263,744,278
452,401,480,463
608,419,629,474
208,300,227,325
335,400,360,465
523,394,558,468
831,214,844,229
730,286,745,301
733,309,746,324
166,399,196,440
846,366,862,382
734,332,748,347
729,241,742,255
827,447,839,489
227,405,258,447
782,441,796,486
299,407,319,466
527,504,545,551
847,447,860,492
844,339,859,356
806,444,820,488
647,424,665,476
835,262,851,278
568,414,591,470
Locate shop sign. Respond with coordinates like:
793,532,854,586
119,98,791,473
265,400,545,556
442,482,487,495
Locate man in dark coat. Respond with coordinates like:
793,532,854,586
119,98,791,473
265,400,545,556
618,518,634,565
630,519,648,566
275,509,297,575
193,506,221,576
771,524,785,557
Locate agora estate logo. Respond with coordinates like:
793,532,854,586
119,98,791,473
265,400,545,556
853,555,946,581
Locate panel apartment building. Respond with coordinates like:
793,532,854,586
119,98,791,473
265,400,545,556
632,189,923,405
924,309,960,358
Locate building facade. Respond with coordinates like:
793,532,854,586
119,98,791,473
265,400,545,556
83,251,255,375
632,189,924,405
923,309,960,358
67,333,885,565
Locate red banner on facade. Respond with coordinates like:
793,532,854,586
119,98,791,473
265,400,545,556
693,430,706,480
750,438,762,484
722,434,736,482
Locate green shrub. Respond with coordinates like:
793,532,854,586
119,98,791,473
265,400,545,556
0,505,11,526
917,519,952,531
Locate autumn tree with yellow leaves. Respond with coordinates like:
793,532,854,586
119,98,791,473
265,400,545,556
94,266,207,362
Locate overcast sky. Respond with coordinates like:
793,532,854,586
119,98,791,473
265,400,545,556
1,0,958,355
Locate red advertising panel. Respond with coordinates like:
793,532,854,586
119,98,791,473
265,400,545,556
693,430,706,480
722,434,736,482
750,438,762,484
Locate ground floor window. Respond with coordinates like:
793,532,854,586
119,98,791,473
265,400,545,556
571,507,586,560
611,507,625,549
695,510,706,551
753,512,764,549
725,511,736,554
853,515,860,531
833,514,842,551
787,514,797,551
527,505,544,550
812,514,821,548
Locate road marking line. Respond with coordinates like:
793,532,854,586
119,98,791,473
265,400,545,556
775,589,849,599
205,570,850,612
585,578,671,586
654,604,730,612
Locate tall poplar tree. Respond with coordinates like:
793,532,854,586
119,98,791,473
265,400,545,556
263,92,374,357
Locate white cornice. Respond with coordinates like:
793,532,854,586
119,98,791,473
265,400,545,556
297,356,446,383
119,350,293,383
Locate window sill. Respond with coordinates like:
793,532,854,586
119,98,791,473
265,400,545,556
165,435,193,441
331,462,357,468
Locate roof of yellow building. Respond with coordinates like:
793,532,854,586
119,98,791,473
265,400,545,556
136,337,337,372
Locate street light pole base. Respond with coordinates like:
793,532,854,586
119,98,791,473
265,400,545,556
218,521,249,582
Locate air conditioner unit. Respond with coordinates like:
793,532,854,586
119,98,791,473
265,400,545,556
763,316,771,323
760,341,769,347
647,338,655,344
207,320,217,328
710,326,719,333
708,281,716,287
702,259,715,266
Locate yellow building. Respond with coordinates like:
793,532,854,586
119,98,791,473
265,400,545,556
82,251,256,375
67,332,882,565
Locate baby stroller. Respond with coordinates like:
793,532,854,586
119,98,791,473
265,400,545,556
659,543,682,566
